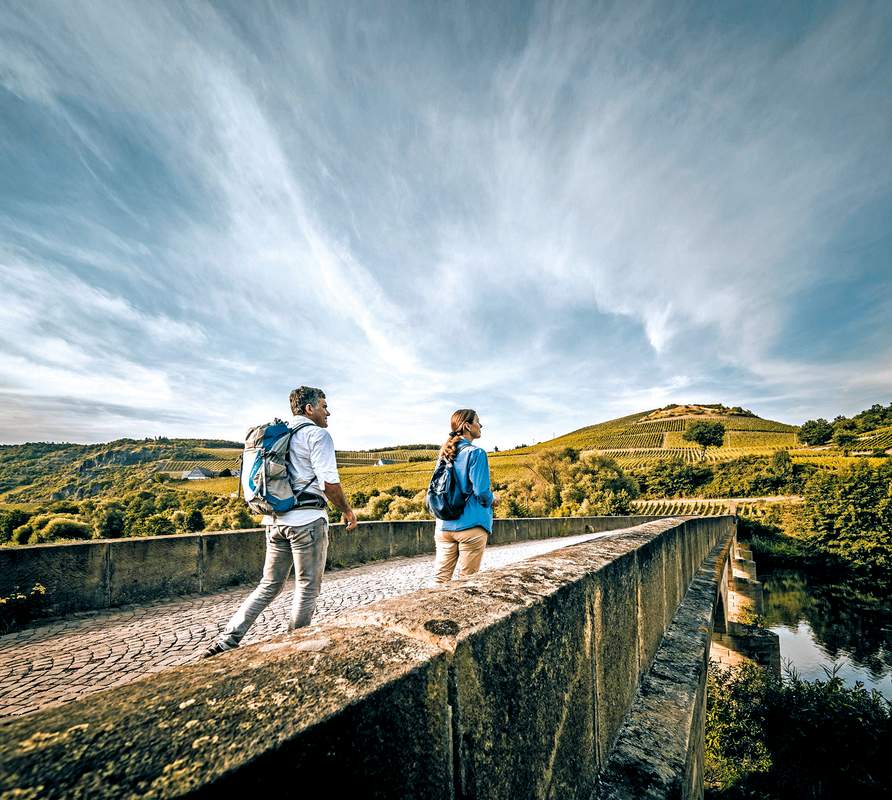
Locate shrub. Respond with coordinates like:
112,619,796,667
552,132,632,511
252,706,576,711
143,514,176,536
350,491,370,508
185,508,205,532
0,583,46,634
29,517,92,544
706,661,892,799
94,503,125,539
0,508,32,544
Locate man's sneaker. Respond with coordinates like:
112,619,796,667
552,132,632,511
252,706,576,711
201,640,237,659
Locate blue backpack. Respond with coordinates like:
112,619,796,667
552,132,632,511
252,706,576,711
426,443,471,520
240,420,322,515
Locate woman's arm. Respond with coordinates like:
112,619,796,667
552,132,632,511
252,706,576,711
468,448,494,507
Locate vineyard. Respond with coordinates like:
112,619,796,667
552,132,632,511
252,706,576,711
632,418,687,433
856,425,892,451
334,449,438,465
157,460,239,474
726,431,798,448
632,498,782,518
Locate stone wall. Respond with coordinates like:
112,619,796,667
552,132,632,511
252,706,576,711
0,516,654,620
0,516,736,799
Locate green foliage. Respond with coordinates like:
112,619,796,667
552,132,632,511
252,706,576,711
350,491,370,507
801,461,892,581
798,418,833,445
521,450,639,517
0,583,46,635
143,514,176,536
0,508,31,544
635,458,712,498
706,661,892,799
94,502,125,538
684,421,726,449
185,508,205,532
30,517,92,544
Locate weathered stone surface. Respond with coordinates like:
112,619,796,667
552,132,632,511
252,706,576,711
0,516,662,621
596,534,733,800
200,529,265,592
0,516,740,800
107,536,201,605
0,625,451,799
0,540,108,616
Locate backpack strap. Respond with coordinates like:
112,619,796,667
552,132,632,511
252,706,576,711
280,421,322,511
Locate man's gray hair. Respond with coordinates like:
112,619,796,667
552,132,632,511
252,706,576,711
290,386,326,415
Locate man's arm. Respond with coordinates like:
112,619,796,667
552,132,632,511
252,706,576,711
324,482,358,530
305,428,358,531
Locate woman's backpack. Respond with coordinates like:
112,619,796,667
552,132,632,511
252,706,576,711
426,443,471,520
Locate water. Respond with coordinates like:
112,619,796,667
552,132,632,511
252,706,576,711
759,568,892,700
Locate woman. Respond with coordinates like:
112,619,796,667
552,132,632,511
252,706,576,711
432,409,494,584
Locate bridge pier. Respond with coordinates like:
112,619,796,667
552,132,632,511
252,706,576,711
709,537,780,674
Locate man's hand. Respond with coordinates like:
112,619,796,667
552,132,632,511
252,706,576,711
492,491,502,508
324,481,358,531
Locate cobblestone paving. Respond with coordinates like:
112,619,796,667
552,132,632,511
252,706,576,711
0,530,620,719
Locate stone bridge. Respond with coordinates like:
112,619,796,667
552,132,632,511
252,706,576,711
0,515,773,799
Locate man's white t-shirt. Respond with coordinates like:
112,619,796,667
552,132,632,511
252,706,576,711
261,417,341,528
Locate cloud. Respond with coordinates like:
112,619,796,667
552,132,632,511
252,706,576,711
0,1,890,444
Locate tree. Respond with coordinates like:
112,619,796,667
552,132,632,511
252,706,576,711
833,429,857,453
770,449,793,477
95,503,125,538
798,418,833,446
185,508,205,532
639,458,712,498
143,514,176,536
684,421,726,451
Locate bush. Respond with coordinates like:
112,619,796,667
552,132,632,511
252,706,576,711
185,508,205,532
29,517,92,544
0,508,31,544
0,583,46,634
706,661,892,799
143,514,176,536
94,503,125,539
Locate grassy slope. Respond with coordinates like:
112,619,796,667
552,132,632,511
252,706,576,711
2,404,881,504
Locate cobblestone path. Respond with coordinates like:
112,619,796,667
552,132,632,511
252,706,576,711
0,530,619,719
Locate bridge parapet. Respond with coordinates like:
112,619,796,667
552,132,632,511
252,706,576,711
0,516,657,621
0,516,737,799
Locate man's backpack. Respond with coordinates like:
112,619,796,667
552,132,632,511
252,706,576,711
426,443,471,520
240,420,324,516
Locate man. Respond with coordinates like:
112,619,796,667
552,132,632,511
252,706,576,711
202,386,358,657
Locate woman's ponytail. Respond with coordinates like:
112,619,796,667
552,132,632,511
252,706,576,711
439,409,477,462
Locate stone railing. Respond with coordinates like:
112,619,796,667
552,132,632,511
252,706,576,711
0,516,736,799
0,516,656,620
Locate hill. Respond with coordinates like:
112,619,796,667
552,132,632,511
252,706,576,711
337,403,808,494
2,403,886,505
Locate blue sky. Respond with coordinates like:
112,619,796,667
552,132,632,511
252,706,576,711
1,1,890,449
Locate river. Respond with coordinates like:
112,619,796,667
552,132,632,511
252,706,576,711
758,567,892,700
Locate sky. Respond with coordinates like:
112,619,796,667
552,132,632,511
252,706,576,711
1,0,890,450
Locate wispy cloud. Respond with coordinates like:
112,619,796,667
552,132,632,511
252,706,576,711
0,1,890,446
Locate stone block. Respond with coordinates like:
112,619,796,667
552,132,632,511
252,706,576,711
0,625,452,799
592,542,640,762
0,540,109,615
107,535,201,606
635,534,668,675
200,529,265,592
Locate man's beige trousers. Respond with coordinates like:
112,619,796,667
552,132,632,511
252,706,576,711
433,526,488,584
